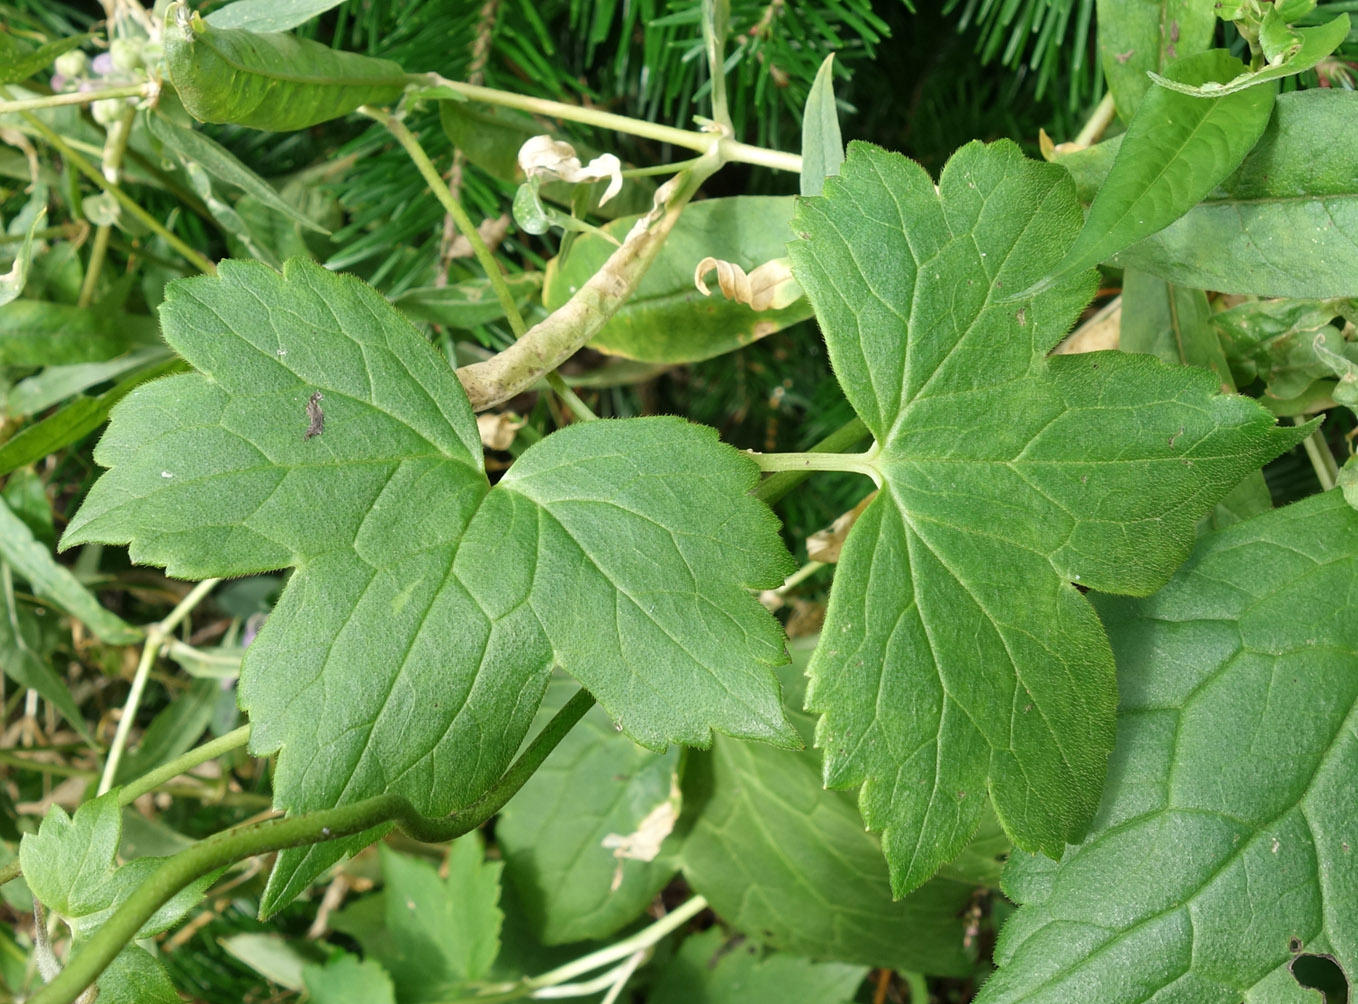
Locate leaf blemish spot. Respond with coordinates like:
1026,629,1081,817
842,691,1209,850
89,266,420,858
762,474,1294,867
304,391,325,441
161,471,173,478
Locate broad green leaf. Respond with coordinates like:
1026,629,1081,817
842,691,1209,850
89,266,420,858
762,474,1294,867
800,54,844,198
0,34,89,85
206,0,347,32
681,657,980,975
0,566,93,743
164,4,407,132
542,197,814,363
0,207,43,306
302,953,396,1004
0,300,160,366
0,497,139,644
1096,0,1216,120
20,792,213,1002
1120,270,1274,528
650,928,868,1004
145,112,329,233
394,274,544,330
6,346,173,417
1339,456,1358,509
981,491,1358,1004
61,257,795,914
497,676,681,944
1058,90,1358,298
2,467,55,544
789,141,1311,895
376,840,502,999
1149,14,1351,96
0,357,187,478
1055,50,1276,279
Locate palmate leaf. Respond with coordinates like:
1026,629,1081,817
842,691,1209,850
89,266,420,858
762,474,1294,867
981,492,1358,1004
63,258,796,914
788,141,1310,896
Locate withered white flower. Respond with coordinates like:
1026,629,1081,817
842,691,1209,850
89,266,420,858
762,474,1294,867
517,135,623,206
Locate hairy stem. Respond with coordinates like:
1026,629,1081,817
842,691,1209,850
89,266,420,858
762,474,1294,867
754,417,870,505
117,724,251,805
29,689,594,1004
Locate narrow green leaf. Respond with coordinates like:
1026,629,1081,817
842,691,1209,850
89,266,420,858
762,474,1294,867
497,677,681,944
0,207,44,306
1096,0,1216,120
0,567,94,744
164,4,407,132
145,112,329,233
0,299,160,366
542,197,814,363
800,54,844,197
205,0,348,32
61,257,796,914
302,953,396,1004
789,141,1311,895
1148,14,1350,96
1058,90,1358,298
1055,50,1275,279
394,274,544,330
982,492,1358,1004
0,497,139,645
651,929,868,1004
115,678,218,784
0,34,90,85
6,346,173,417
0,357,187,478
377,839,502,997
680,658,982,975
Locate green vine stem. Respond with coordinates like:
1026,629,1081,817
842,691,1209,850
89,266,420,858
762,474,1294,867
0,83,150,116
455,148,722,411
748,446,879,480
5,94,217,276
97,577,220,795
754,417,870,506
77,103,137,309
418,75,802,174
28,688,595,1004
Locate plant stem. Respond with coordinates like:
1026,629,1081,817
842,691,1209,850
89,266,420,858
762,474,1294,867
0,82,149,115
78,103,137,309
455,149,722,410
1294,416,1339,491
97,578,220,795
362,106,528,339
1074,92,1117,147
29,688,594,1004
9,99,216,276
747,445,879,481
545,372,598,421
117,724,251,805
754,417,870,505
417,76,802,174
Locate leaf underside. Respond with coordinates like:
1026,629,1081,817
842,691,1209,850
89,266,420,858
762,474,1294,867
982,492,1358,1004
63,258,795,914
788,140,1311,896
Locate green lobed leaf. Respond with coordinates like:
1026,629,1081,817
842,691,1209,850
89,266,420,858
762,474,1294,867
19,792,214,1001
1148,14,1350,97
145,112,329,233
981,491,1358,1004
302,953,397,1004
61,257,796,914
0,496,139,645
497,676,682,945
163,4,407,132
0,34,90,86
375,839,502,999
1096,0,1217,120
650,928,869,1004
1058,90,1358,298
1054,50,1276,280
800,54,844,198
205,0,348,32
542,197,814,364
681,655,981,975
789,140,1311,895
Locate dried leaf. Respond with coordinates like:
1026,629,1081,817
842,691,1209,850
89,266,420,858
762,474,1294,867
694,256,802,312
